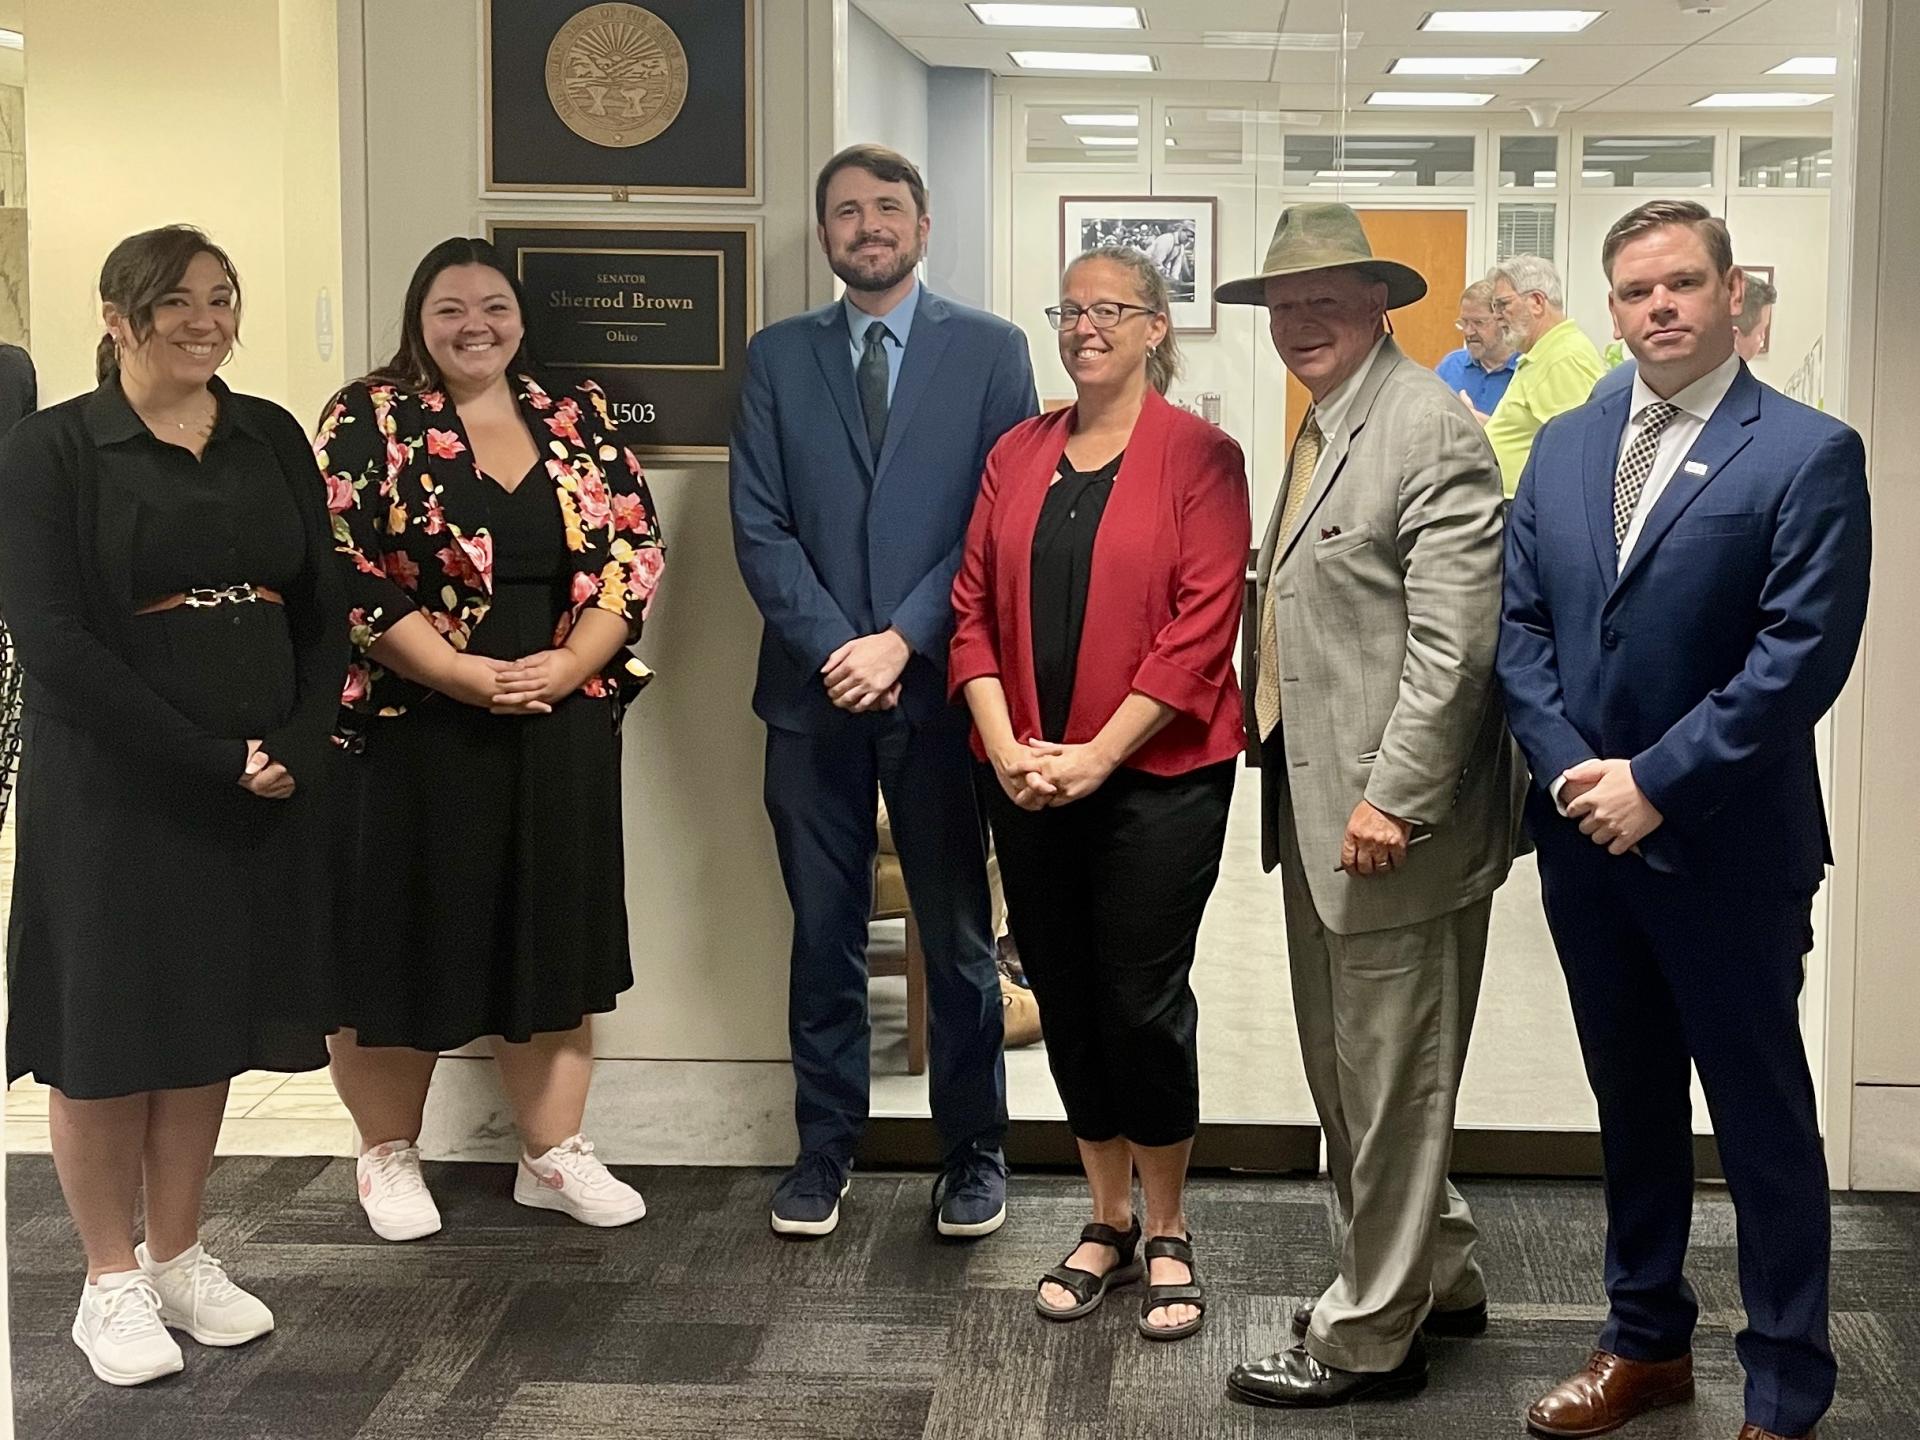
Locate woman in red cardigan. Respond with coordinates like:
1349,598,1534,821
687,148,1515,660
950,247,1249,1342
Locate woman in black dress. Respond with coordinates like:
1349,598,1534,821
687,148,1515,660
0,226,344,1386
316,238,663,1241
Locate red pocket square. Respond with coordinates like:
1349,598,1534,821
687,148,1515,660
1320,526,1342,540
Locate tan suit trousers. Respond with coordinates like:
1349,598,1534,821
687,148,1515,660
1277,791,1491,1372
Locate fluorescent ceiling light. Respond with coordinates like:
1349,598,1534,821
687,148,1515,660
1333,157,1417,166
1318,169,1400,178
1767,55,1837,75
1581,152,1650,162
1311,181,1380,189
1010,49,1155,71
1392,56,1539,76
1078,135,1139,146
1368,91,1495,107
1343,139,1435,149
1693,92,1833,108
0,28,21,49
1420,10,1603,33
1589,137,1700,147
1203,31,1360,49
1165,137,1177,146
1581,169,1611,178
970,4,1142,28
1062,113,1137,126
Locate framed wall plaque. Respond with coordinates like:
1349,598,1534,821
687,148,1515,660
484,0,756,198
489,220,759,460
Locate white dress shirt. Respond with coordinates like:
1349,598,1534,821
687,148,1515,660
1552,349,1743,811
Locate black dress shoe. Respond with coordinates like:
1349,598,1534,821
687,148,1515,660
1291,1298,1489,1339
1226,1337,1429,1408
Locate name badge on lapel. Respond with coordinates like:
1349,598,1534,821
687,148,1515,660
1682,460,1709,476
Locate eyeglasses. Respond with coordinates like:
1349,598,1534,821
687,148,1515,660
1044,302,1157,330
1488,291,1541,316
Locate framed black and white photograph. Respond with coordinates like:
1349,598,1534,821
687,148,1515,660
1059,196,1218,333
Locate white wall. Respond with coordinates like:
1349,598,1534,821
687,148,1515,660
847,4,927,174
345,1,833,1064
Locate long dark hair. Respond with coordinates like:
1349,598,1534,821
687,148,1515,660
95,225,243,383
365,237,537,392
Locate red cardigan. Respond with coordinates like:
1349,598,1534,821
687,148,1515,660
948,389,1250,777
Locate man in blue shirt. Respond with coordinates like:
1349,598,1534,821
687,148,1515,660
1435,280,1518,417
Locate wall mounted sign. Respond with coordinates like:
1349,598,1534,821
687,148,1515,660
485,0,755,198
1058,195,1219,334
489,219,759,460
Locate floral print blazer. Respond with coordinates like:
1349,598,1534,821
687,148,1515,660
314,373,664,723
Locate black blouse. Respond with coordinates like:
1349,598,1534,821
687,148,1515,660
1029,449,1122,743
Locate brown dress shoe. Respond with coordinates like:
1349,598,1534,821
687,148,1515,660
1527,1350,1694,1437
1736,1427,1815,1439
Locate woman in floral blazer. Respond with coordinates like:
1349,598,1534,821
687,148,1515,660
314,237,664,1240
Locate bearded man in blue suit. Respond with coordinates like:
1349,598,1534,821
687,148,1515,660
730,144,1037,1242
1500,199,1870,1440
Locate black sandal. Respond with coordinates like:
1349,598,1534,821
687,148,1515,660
1137,1233,1206,1341
1033,1216,1143,1322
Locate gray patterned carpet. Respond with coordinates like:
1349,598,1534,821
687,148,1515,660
7,1157,1918,1438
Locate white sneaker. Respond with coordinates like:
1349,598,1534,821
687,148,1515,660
514,1135,646,1227
356,1139,442,1242
136,1242,274,1347
71,1270,184,1386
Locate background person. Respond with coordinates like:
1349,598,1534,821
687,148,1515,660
316,237,663,1243
0,225,344,1386
1482,254,1607,496
1437,279,1518,416
951,246,1248,1342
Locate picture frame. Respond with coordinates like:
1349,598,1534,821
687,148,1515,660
1059,195,1219,334
483,0,757,200
487,218,761,462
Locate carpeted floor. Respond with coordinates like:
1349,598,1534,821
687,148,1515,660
7,1157,1919,1438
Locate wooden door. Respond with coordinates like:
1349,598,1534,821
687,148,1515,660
1284,208,1470,437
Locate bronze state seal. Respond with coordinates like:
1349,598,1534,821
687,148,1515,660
545,3,689,149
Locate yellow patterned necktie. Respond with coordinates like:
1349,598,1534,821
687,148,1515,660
1254,412,1325,741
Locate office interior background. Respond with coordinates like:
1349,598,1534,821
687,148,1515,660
0,0,1915,1432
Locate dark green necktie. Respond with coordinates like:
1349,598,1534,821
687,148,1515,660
858,320,890,462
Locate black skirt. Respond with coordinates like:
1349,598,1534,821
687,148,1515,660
330,467,633,1050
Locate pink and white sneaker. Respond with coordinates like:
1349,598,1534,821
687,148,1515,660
355,1140,442,1242
514,1135,646,1227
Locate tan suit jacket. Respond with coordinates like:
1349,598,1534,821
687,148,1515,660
1251,338,1525,934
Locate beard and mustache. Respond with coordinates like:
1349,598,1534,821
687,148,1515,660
830,232,924,293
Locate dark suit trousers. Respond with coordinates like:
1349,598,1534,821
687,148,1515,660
763,705,1006,1167
1536,821,1833,1437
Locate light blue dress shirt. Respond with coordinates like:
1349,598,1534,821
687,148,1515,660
843,281,920,405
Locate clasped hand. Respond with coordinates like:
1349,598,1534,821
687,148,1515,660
1562,757,1664,854
1339,799,1411,877
447,649,591,715
822,630,910,713
991,738,1115,811
237,739,294,800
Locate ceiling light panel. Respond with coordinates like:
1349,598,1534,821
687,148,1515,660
1010,50,1155,71
1392,56,1539,76
1368,91,1496,107
1693,92,1833,108
1766,56,1838,76
969,4,1141,29
1419,10,1603,33
1062,113,1138,126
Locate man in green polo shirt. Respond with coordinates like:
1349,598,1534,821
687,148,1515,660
1481,254,1606,496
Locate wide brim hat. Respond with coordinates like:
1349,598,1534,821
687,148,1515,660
1215,201,1428,309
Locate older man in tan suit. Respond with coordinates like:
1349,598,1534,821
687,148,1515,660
1218,204,1525,1409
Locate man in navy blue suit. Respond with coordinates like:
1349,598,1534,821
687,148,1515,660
1500,200,1870,1440
730,144,1037,1242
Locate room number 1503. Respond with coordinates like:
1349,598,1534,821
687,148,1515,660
609,401,657,426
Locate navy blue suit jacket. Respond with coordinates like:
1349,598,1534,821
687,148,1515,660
729,290,1038,733
1498,363,1871,891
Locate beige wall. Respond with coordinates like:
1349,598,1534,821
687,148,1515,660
345,0,835,1062
21,0,342,417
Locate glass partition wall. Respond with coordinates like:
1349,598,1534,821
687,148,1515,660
855,0,1849,1169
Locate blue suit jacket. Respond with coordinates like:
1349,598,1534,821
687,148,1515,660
729,289,1038,732
1590,359,1634,401
1498,363,1871,890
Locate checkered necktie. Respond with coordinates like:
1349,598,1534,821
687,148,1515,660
1612,401,1681,556
1253,412,1325,741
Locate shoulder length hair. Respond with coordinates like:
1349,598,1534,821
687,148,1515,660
365,237,538,392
